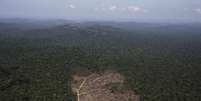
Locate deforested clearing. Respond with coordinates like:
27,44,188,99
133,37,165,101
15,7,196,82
71,71,139,101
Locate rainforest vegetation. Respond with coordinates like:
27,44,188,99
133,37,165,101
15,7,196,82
0,21,201,101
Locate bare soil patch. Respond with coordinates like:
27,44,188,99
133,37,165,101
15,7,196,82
71,71,139,101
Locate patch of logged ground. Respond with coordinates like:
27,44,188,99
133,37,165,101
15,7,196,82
71,71,139,101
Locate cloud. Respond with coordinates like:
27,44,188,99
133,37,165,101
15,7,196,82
94,5,147,14
107,5,146,13
193,8,201,14
69,4,76,9
127,6,141,12
127,6,147,13
109,5,117,11
94,7,107,12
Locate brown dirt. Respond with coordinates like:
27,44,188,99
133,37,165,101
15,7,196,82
71,71,139,101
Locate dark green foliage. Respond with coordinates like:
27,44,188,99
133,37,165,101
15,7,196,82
0,23,201,101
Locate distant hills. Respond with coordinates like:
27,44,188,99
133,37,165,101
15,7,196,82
0,18,201,31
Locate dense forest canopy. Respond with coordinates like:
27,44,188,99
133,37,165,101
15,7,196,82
0,20,201,101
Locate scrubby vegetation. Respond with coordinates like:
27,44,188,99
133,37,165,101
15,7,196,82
0,22,201,101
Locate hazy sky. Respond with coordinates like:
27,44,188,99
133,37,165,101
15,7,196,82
0,0,201,22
